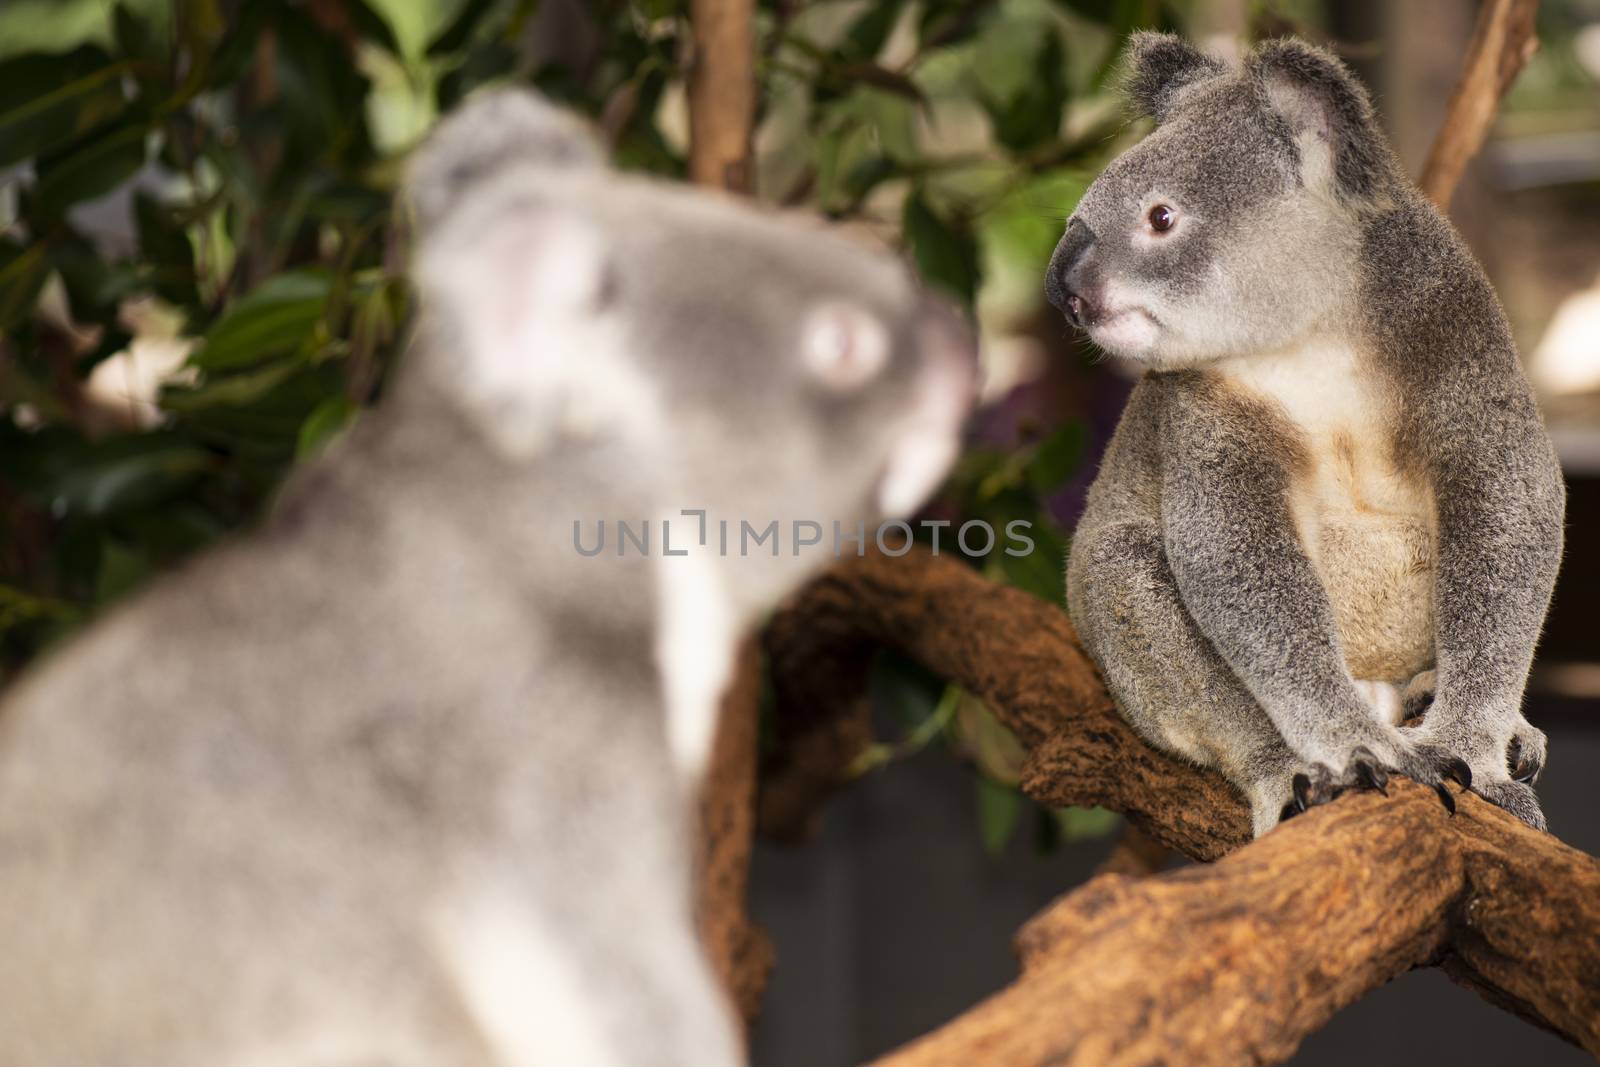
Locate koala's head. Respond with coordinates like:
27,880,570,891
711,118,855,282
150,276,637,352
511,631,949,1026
1046,34,1400,368
404,89,975,610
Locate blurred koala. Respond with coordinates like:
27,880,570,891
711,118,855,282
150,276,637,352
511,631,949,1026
0,90,974,1065
1050,35,1563,837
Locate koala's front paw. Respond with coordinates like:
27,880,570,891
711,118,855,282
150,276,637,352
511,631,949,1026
1271,732,1471,830
1410,717,1548,832
1271,744,1396,828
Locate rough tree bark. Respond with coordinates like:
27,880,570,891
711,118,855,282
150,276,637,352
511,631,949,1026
685,0,770,1029
696,637,774,1025
763,547,1600,1064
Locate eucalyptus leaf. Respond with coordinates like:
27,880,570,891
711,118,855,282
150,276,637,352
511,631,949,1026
192,272,332,371
902,193,980,306
33,116,149,214
0,47,128,166
976,775,1023,856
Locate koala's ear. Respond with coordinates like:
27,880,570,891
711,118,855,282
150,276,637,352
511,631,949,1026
1121,32,1225,122
1247,38,1386,200
413,199,613,456
406,89,607,236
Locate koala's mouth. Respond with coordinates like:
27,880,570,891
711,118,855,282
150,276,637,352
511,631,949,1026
1087,306,1161,355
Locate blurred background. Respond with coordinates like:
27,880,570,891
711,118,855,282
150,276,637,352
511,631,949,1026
0,1,1594,1064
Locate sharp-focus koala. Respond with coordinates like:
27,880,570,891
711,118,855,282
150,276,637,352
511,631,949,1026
1049,34,1563,838
0,90,974,1065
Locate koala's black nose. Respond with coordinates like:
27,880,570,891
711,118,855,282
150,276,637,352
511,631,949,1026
1046,217,1096,327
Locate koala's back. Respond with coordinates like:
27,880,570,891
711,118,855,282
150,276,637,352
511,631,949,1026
0,458,707,1065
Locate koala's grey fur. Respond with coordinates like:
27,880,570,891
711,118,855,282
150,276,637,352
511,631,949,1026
0,90,973,1065
1050,35,1563,837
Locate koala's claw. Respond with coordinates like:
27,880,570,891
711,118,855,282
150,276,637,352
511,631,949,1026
1354,759,1388,796
1291,772,1313,812
1507,734,1544,784
1445,757,1472,790
1433,781,1458,816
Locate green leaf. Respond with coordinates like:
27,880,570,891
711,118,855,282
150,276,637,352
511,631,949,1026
902,193,980,305
1026,419,1087,495
0,238,49,332
918,0,990,50
133,191,198,308
295,395,357,458
192,271,331,371
47,441,212,519
977,26,1066,152
426,0,498,57
1053,805,1121,842
835,0,906,65
95,539,153,603
161,359,302,412
994,525,1066,604
0,47,128,166
33,116,149,214
976,775,1023,856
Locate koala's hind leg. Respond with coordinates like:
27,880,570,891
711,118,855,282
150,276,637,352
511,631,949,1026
1068,521,1312,837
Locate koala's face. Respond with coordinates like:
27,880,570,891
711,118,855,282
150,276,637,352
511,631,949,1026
1046,35,1392,369
595,183,977,549
409,90,975,610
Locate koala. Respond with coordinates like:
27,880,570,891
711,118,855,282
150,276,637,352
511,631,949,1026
1049,34,1563,838
0,89,974,1066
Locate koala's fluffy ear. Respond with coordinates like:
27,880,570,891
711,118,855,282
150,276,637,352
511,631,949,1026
1247,38,1386,200
413,196,614,456
1121,32,1225,122
406,89,606,236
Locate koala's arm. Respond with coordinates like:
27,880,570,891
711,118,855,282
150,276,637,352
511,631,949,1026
1405,332,1564,765
1158,377,1401,768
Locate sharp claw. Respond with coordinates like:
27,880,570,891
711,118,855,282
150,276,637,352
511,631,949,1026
1513,754,1542,784
1355,761,1389,796
1279,802,1300,825
1292,773,1312,812
1446,758,1472,790
1434,781,1457,816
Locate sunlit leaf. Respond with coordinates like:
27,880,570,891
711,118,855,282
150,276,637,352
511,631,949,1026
191,271,331,371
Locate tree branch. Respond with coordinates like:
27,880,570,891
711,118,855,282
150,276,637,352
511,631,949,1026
688,0,757,193
764,547,1600,1062
696,638,774,1024
1419,0,1541,208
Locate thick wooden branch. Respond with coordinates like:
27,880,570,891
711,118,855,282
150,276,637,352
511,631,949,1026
1419,0,1541,208
696,638,773,1024
877,781,1600,1066
764,547,1600,1063
761,545,1249,859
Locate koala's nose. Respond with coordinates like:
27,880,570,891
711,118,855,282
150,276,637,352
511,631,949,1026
1046,217,1097,327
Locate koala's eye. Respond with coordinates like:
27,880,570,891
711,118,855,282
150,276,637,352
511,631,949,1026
1147,204,1176,233
802,303,890,392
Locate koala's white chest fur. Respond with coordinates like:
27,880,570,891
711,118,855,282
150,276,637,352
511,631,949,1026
1213,337,1436,684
